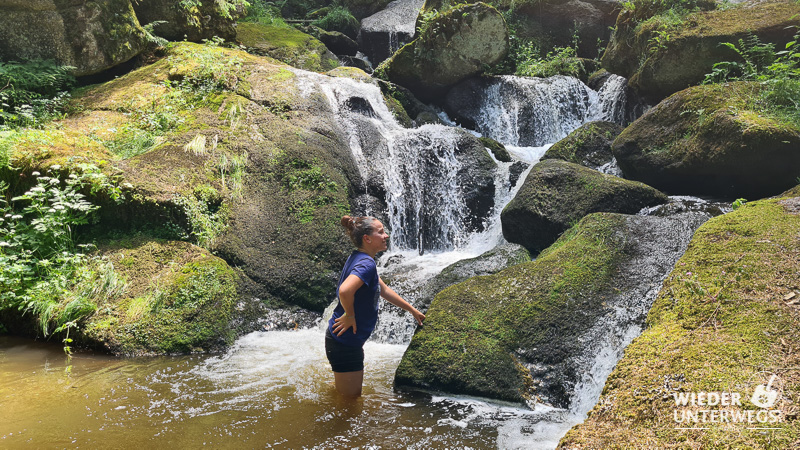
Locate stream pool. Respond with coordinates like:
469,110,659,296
1,331,576,449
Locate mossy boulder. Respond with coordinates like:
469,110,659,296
479,137,511,162
560,194,800,448
501,159,668,253
133,0,245,42
318,30,359,56
602,0,800,101
422,0,620,60
3,42,358,318
416,242,530,310
376,2,508,102
78,238,240,355
396,211,707,407
0,0,147,76
542,120,623,169
236,21,339,72
613,82,800,199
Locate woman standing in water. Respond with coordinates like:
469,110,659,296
326,215,426,397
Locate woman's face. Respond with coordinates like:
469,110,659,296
364,221,389,253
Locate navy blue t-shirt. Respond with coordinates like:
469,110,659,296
327,251,380,347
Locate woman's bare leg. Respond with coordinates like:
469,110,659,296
333,370,364,397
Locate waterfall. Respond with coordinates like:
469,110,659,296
466,75,628,147
296,71,495,255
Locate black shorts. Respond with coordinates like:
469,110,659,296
325,328,364,373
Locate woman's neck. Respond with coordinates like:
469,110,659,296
357,247,377,258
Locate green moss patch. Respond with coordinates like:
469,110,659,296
396,213,629,404
560,196,800,448
236,22,339,72
82,237,240,355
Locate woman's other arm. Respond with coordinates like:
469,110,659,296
379,278,425,325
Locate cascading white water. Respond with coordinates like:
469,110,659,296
299,71,492,255
472,75,628,147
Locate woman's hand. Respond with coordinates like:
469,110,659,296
332,312,357,336
411,308,425,326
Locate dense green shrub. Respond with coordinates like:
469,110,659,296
0,166,123,338
242,0,289,26
311,5,359,38
0,60,76,129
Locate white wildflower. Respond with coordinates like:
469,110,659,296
31,171,41,176
0,242,10,247
11,215,22,220
49,178,60,185
53,205,65,211
30,187,46,193
51,165,61,170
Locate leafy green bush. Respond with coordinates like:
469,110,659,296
515,43,584,78
243,0,289,26
312,6,359,38
622,0,716,26
0,60,76,129
0,166,124,337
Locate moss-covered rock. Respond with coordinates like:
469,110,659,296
422,0,620,60
613,82,800,199
3,42,358,320
133,0,245,42
236,21,339,72
318,29,359,56
602,0,800,101
78,238,240,355
376,2,508,102
0,0,147,76
560,194,800,448
479,137,511,163
501,159,668,253
542,120,623,169
396,211,707,406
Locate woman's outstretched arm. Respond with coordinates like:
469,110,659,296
379,278,425,325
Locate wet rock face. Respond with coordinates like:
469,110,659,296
0,0,147,76
500,159,668,253
602,0,800,102
612,82,800,199
377,2,508,102
133,0,244,42
359,0,424,65
542,121,623,170
395,211,709,408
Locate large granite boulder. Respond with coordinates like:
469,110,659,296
359,0,424,65
560,194,800,447
133,0,246,42
612,82,800,199
236,22,340,72
396,211,708,407
376,2,508,102
542,120,623,170
501,159,668,253
0,0,147,76
602,0,800,102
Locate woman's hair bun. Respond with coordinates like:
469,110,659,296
340,215,354,231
